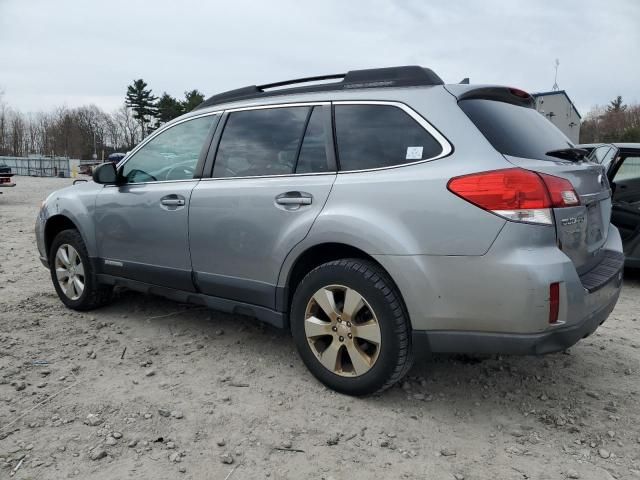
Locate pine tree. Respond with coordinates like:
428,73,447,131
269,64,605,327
182,89,205,113
156,93,184,123
606,96,627,113
125,79,158,138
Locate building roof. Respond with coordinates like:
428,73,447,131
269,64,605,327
531,90,582,119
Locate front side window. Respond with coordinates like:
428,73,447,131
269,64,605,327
121,115,216,183
213,107,309,178
334,104,443,171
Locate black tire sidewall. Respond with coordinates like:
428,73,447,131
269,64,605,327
49,229,97,310
291,260,408,396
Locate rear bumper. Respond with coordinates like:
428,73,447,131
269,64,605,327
412,271,621,355
373,221,624,354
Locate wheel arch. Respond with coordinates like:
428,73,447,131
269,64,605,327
278,242,407,327
44,214,84,258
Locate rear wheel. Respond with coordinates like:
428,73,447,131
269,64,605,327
291,258,412,395
49,229,112,310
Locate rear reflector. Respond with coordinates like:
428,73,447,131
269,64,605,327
447,168,580,225
549,282,560,324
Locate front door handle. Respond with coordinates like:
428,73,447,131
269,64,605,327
160,195,185,207
275,192,313,206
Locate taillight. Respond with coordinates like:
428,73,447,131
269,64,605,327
447,168,579,225
509,87,531,99
537,172,580,207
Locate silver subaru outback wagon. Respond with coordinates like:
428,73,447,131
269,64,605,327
36,66,624,395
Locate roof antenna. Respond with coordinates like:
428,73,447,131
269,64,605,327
552,58,560,91
459,77,470,84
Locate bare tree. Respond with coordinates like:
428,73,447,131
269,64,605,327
10,112,26,156
0,99,140,160
114,104,140,150
580,99,640,143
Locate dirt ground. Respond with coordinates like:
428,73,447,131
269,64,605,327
0,176,639,480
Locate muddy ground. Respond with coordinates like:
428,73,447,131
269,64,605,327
0,176,639,480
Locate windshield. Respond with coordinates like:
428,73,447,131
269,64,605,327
460,99,573,161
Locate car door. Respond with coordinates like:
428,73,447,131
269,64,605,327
95,113,219,290
609,149,640,261
189,103,336,309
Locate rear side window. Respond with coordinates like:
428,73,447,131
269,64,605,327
334,104,443,171
213,107,309,178
459,99,572,161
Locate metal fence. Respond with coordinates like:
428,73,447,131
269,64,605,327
0,156,72,177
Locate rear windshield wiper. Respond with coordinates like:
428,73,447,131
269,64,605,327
545,148,589,162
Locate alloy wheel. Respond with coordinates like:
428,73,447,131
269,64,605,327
54,244,85,300
304,285,381,377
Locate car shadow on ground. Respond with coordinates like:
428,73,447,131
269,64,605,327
96,284,633,415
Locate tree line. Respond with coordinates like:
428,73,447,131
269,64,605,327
0,79,204,160
579,96,640,143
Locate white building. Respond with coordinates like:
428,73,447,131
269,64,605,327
532,90,581,143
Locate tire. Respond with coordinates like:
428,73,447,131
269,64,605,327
49,229,112,310
291,258,412,396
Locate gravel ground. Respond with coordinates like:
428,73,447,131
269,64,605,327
1,176,639,480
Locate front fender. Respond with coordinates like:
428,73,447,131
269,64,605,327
39,183,101,258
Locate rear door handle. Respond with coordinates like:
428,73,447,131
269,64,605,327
160,195,186,207
275,192,312,206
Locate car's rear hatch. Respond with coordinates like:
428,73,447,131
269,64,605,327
453,86,613,275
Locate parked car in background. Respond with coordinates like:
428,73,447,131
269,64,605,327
572,143,600,156
36,66,624,395
0,164,16,191
108,152,127,164
580,143,640,267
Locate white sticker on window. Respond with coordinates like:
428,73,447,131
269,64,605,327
406,146,423,160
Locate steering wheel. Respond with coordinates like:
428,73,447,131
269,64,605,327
223,165,240,177
166,164,195,181
127,169,157,182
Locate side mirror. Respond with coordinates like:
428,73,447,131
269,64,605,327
92,162,118,184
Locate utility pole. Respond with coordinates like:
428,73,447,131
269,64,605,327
552,59,560,91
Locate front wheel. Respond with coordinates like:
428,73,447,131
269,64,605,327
49,229,112,310
291,259,413,396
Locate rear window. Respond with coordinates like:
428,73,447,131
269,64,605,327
459,99,573,161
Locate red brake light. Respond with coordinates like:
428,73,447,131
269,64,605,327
509,88,531,99
538,173,580,207
447,168,579,225
448,168,550,210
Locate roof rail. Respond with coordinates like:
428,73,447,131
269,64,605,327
195,66,444,110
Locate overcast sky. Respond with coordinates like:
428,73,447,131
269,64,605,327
1,0,637,116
